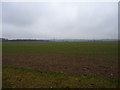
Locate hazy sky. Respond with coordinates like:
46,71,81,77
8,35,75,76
2,2,118,39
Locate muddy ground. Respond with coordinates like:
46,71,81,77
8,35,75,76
3,53,118,78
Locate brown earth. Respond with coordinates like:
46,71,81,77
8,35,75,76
2,53,118,78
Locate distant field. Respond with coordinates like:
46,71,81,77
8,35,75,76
2,41,118,88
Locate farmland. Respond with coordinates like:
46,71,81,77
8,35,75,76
2,41,119,88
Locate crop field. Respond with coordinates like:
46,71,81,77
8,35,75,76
2,41,119,88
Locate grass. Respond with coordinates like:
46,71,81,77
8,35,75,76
3,66,119,88
2,41,118,55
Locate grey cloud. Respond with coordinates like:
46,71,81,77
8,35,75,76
2,2,118,39
0,3,2,38
2,2,46,26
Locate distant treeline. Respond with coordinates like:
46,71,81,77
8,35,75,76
0,38,118,42
1,38,50,42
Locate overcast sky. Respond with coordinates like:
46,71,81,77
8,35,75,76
2,2,118,39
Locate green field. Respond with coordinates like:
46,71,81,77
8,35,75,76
2,41,119,88
2,41,118,55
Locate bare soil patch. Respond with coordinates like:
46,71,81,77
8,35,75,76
3,54,118,78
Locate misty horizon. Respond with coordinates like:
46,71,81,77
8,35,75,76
1,37,118,40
